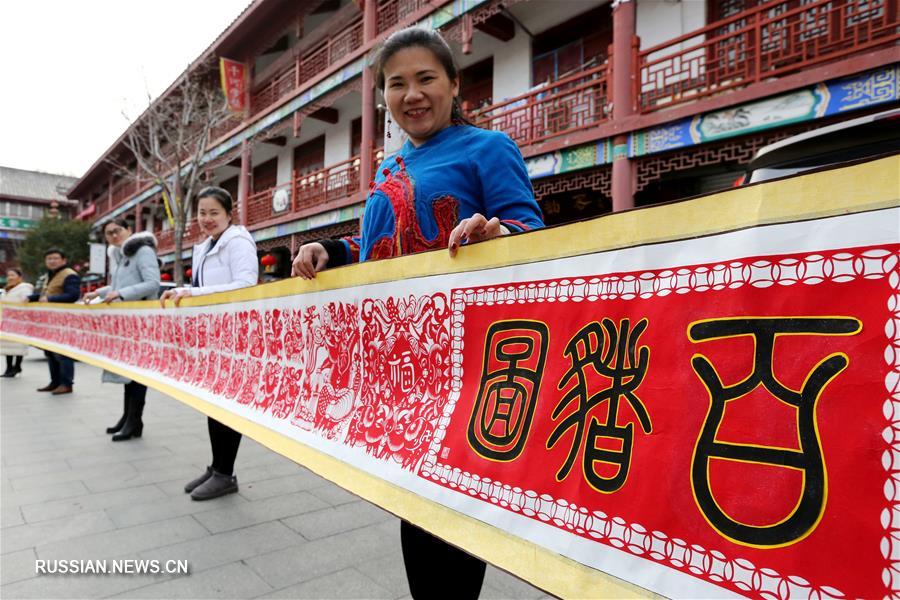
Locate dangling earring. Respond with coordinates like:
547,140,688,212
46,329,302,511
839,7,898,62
386,112,392,139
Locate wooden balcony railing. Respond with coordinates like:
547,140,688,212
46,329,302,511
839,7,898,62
242,155,363,225
299,18,364,83
110,180,138,209
155,221,205,255
469,64,611,147
250,62,299,117
638,0,900,113
250,18,364,118
295,155,362,212
376,0,431,34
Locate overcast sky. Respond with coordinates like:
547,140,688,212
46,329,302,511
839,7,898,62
0,0,252,178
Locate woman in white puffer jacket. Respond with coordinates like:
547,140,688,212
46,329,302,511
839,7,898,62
161,186,259,501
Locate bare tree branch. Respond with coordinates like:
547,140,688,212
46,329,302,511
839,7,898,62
109,58,232,286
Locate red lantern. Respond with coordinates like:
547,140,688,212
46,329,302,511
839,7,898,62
260,254,277,267
160,272,173,281
185,268,193,279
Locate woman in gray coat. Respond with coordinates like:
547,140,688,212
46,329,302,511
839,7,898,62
83,219,160,441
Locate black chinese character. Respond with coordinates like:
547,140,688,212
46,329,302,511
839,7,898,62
689,317,861,547
549,318,650,493
468,321,548,461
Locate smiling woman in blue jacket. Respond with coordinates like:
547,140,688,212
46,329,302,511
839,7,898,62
161,186,259,501
291,27,544,600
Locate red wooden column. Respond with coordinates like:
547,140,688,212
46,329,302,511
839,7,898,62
360,0,378,193
237,140,251,226
134,163,143,231
611,0,637,212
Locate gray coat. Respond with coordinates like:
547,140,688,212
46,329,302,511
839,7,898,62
97,232,161,301
98,232,160,383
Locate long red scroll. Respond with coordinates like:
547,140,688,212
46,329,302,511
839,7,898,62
3,157,898,598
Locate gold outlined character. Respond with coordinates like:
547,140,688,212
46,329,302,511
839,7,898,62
467,320,548,462
549,318,651,493
689,316,861,547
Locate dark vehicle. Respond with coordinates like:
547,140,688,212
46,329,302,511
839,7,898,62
744,108,900,184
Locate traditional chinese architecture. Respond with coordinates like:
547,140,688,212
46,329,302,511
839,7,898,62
66,0,900,279
0,166,78,274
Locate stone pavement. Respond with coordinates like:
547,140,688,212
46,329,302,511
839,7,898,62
1,357,550,599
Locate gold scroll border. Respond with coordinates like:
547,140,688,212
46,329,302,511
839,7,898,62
2,155,898,598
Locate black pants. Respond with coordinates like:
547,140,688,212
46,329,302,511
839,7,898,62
208,417,241,475
125,381,147,402
45,350,74,387
401,520,486,599
5,355,22,370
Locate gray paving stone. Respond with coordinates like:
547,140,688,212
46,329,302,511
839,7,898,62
2,448,69,467
233,460,309,485
81,463,201,494
105,488,250,528
282,500,393,540
1,459,74,480
2,510,117,555
480,583,517,600
1,479,89,507
308,482,361,507
36,515,209,562
1,547,37,585
2,503,24,528
259,567,393,599
484,565,548,600
21,483,166,523
138,521,304,574
114,561,272,599
192,490,329,534
355,551,410,598
0,569,173,598
9,461,138,492
66,444,175,470
245,522,397,590
238,471,325,501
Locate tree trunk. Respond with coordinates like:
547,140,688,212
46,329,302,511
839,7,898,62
173,220,185,287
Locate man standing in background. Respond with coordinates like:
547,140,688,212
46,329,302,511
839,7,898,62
27,248,80,395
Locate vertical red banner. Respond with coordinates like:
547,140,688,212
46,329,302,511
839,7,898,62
219,57,247,114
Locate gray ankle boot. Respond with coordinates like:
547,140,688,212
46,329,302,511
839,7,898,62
190,470,238,501
184,466,214,494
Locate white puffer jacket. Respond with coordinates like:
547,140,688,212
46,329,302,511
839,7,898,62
181,225,259,296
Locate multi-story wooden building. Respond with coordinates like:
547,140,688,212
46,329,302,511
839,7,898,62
66,0,900,279
0,166,78,275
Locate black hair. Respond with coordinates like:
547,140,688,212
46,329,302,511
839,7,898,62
197,186,233,214
6,267,23,277
103,218,131,232
44,248,66,259
373,27,471,126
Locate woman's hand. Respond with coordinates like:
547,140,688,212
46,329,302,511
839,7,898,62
159,288,192,308
82,291,99,303
292,243,330,280
102,290,121,304
448,213,509,257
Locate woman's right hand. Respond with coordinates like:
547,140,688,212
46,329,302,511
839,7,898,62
82,291,99,303
291,243,329,280
159,288,192,308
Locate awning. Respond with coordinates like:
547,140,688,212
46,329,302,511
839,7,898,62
74,203,96,220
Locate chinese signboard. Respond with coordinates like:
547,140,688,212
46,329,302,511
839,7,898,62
219,57,247,114
0,217,38,230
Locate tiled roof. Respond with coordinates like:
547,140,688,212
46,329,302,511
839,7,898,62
0,166,79,202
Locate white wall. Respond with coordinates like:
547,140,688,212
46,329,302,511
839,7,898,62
637,0,706,49
325,116,353,165
492,26,532,102
276,146,293,185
